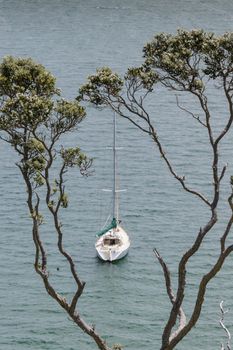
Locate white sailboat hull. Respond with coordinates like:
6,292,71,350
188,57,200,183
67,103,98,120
95,226,130,262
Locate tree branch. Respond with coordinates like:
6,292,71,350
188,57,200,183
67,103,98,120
175,95,207,128
153,248,186,337
161,211,217,347
219,301,231,350
166,244,233,350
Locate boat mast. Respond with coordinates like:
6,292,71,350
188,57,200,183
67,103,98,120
113,112,117,222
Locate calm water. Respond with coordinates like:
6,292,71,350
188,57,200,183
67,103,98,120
1,1,233,349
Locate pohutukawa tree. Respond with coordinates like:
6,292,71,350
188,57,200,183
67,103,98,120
79,30,233,349
0,56,111,350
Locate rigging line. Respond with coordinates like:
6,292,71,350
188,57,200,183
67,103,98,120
97,148,111,230
101,213,111,231
98,187,113,230
97,188,102,230
102,187,114,230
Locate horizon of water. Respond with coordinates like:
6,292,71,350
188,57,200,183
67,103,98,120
1,1,233,349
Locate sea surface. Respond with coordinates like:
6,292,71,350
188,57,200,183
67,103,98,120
1,1,233,349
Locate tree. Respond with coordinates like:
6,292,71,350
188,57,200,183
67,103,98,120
0,56,111,350
79,29,233,349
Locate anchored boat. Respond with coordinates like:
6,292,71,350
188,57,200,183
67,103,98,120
95,114,130,262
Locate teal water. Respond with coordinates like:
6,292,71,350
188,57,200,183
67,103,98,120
1,1,233,349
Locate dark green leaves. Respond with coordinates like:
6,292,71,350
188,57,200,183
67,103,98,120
0,56,58,97
125,66,159,91
0,94,54,130
78,67,123,105
0,56,91,188
143,29,233,89
61,147,92,176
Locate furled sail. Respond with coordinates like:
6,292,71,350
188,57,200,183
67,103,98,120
96,218,117,237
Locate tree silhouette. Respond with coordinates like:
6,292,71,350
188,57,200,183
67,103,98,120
0,56,111,350
79,29,233,349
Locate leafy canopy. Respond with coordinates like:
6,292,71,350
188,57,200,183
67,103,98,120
0,56,89,188
79,29,233,104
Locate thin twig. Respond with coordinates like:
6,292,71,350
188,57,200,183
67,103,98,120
220,301,231,350
175,95,207,127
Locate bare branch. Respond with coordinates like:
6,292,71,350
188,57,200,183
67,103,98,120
41,147,84,291
175,95,207,128
219,165,227,183
215,75,233,147
150,129,211,207
167,244,233,349
219,301,231,350
107,94,212,207
161,214,217,347
153,249,186,339
153,248,174,303
220,191,233,252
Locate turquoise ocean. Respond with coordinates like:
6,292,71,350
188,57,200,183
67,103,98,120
1,1,233,349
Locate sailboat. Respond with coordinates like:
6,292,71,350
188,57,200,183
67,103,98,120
95,113,130,262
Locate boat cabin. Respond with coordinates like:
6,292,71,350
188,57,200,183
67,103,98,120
103,237,120,246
